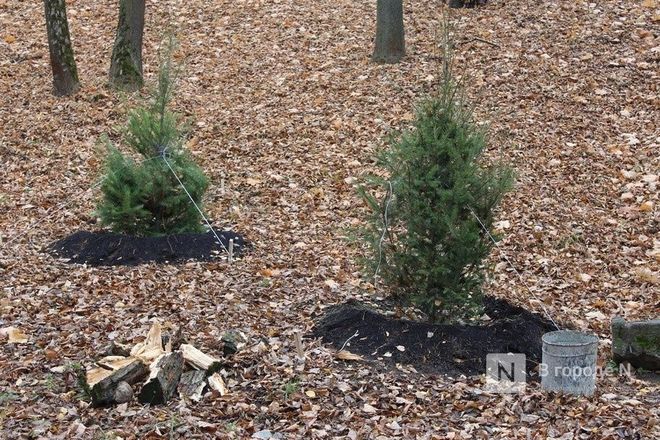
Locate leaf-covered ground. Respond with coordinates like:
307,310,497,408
0,0,658,438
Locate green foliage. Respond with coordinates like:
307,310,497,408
282,378,300,400
68,362,91,401
358,43,513,322
96,45,209,236
0,392,18,406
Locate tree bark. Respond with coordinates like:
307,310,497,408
372,0,405,64
89,359,148,407
43,0,80,96
178,370,207,401
109,0,145,91
138,352,184,405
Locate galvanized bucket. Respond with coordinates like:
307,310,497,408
541,330,598,396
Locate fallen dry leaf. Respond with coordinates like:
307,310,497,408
639,201,653,212
362,403,377,414
0,0,657,437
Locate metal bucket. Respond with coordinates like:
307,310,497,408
541,330,598,396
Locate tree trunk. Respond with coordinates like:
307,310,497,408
43,0,80,96
449,0,486,8
109,0,145,91
372,0,405,64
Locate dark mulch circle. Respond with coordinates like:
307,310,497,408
312,296,556,378
47,229,247,266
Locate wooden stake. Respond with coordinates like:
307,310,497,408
294,330,304,361
228,239,234,263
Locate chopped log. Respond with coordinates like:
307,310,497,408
90,359,148,407
105,341,131,357
131,321,165,364
86,367,115,388
133,346,164,364
222,338,238,356
138,351,184,405
87,358,139,389
162,326,185,352
612,317,660,370
207,372,228,396
181,344,221,371
221,330,244,356
97,356,137,371
178,370,207,402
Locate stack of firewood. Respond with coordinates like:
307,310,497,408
84,322,232,407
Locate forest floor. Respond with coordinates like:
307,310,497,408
0,0,658,438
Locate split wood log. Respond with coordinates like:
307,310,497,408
181,344,221,372
178,370,207,402
97,356,138,371
90,359,148,407
207,372,228,396
220,330,244,356
86,356,140,388
138,351,184,405
105,341,131,357
86,367,115,388
161,326,185,352
131,321,165,364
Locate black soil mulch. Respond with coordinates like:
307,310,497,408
47,229,247,266
312,296,556,378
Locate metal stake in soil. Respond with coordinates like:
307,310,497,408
160,151,230,258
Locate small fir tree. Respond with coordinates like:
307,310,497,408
96,47,209,236
359,37,513,322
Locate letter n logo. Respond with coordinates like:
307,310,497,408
486,353,526,393
498,361,516,381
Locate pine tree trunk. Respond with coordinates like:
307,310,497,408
109,0,145,91
43,0,79,96
372,0,405,64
